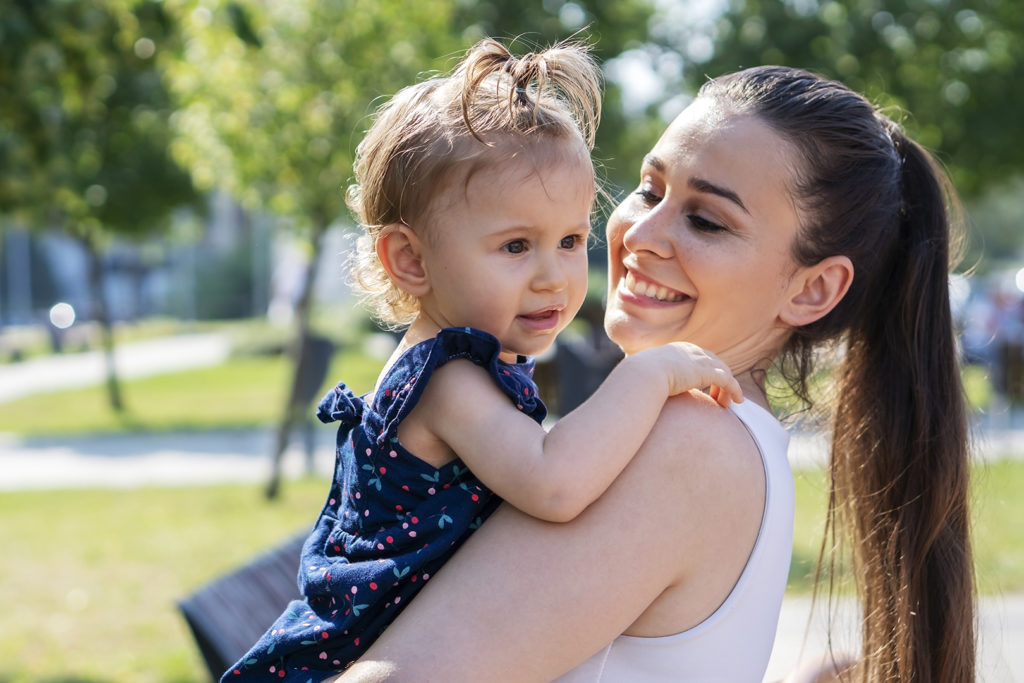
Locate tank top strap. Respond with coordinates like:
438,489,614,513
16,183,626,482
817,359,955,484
372,327,546,447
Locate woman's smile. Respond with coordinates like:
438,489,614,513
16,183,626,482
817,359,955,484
620,269,688,304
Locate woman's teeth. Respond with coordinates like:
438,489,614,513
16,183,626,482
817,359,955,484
625,272,685,302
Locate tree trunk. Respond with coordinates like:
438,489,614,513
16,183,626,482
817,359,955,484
265,219,329,499
81,234,125,413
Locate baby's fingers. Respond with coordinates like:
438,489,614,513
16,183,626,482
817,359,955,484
707,370,743,407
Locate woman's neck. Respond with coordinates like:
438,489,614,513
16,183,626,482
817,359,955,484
734,368,771,412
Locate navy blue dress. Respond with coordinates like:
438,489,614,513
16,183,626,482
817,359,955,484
223,327,546,681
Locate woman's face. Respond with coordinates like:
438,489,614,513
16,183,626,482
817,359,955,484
604,97,808,371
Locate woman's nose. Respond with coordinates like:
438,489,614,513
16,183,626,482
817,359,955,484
621,205,674,259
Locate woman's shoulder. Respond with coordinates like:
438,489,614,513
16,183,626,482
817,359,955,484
589,389,771,631
640,390,768,501
658,391,764,457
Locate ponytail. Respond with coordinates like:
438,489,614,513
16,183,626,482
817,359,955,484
830,132,975,681
701,66,975,682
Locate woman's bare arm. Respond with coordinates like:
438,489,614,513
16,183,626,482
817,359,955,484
335,392,767,682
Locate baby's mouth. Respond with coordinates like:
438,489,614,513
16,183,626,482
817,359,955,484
528,310,555,318
521,309,557,321
624,271,686,302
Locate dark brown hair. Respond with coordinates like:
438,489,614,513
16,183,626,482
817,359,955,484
701,66,974,682
347,37,601,326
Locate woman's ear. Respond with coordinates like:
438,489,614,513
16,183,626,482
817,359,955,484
376,224,430,298
780,255,854,327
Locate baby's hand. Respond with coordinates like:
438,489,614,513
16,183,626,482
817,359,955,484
637,342,743,407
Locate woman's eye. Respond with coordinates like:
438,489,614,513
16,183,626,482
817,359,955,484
634,187,662,204
504,240,527,254
688,214,728,233
559,235,581,249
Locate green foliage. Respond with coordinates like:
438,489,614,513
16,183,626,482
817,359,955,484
165,0,464,236
0,0,196,239
164,0,661,234
963,178,1024,270
684,0,1024,200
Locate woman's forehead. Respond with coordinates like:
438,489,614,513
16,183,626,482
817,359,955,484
652,97,804,229
659,98,783,159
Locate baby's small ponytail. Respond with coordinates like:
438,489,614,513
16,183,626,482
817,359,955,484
458,38,601,149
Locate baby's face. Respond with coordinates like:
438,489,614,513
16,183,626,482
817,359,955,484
414,140,594,362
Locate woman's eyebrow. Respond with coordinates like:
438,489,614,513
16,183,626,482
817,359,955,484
688,177,750,214
643,154,666,172
643,154,750,215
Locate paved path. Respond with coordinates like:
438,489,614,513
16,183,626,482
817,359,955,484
0,331,231,403
766,593,1024,681
0,427,336,490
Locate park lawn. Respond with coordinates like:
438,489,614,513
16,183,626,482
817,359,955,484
1,462,1022,682
787,459,1024,596
0,346,384,436
0,479,329,682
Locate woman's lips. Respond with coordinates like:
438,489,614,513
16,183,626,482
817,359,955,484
622,270,687,303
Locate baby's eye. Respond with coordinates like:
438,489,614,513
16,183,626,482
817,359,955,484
559,235,582,249
503,240,527,254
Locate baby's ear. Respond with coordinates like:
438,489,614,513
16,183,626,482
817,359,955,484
779,255,854,327
376,224,430,297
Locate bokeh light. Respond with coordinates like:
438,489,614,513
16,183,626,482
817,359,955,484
49,302,76,329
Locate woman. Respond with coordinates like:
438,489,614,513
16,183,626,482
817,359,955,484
335,65,975,682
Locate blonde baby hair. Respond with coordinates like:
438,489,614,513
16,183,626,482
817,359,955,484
346,37,603,327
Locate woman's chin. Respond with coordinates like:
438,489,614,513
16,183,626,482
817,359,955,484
604,309,656,355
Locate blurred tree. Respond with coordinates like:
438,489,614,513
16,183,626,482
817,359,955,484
166,0,464,498
677,0,1024,201
0,0,197,411
165,0,659,497
964,178,1024,270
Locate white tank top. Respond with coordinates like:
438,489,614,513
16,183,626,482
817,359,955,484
553,399,794,682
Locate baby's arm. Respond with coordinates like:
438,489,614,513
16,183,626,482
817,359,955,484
420,342,742,522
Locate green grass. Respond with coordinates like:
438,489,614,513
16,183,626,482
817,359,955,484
0,463,1020,681
0,346,384,437
963,362,996,411
971,459,1024,594
786,461,1024,595
0,479,329,682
